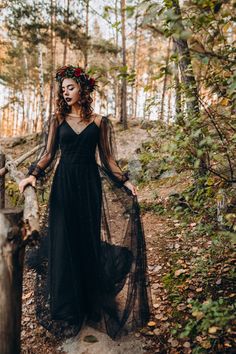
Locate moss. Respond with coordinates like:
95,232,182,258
5,180,23,207
139,201,166,214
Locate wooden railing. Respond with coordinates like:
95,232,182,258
0,146,42,354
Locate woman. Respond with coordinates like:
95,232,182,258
19,65,151,340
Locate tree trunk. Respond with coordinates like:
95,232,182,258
63,0,70,66
0,209,24,354
169,1,199,114
49,0,56,120
173,41,182,124
167,0,207,175
22,45,30,135
120,0,128,129
114,0,120,120
167,89,172,124
37,42,46,131
160,38,171,121
0,153,5,208
131,11,138,118
84,0,89,68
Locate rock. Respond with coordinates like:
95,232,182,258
128,119,141,127
61,326,145,354
140,120,156,130
144,160,161,181
153,265,162,273
83,335,99,343
183,342,191,348
128,158,142,183
159,169,177,179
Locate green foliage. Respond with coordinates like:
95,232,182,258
139,201,166,214
168,176,218,221
162,268,186,305
179,298,235,339
5,180,23,207
141,0,236,182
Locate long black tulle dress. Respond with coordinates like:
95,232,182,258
27,114,152,340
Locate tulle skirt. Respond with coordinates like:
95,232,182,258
26,159,152,340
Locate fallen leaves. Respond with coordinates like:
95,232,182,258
22,291,33,300
192,310,204,320
201,340,212,349
137,195,236,353
208,326,220,334
21,269,65,354
147,321,156,327
174,268,188,277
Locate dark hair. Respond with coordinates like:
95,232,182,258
56,79,94,121
55,65,97,121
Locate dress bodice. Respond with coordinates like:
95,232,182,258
59,120,99,164
27,114,129,188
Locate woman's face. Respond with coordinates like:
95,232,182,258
62,78,81,106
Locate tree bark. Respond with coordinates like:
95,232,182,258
0,209,25,354
0,144,45,178
0,153,5,208
167,89,172,124
173,41,182,124
120,0,128,129
37,42,47,132
167,0,207,175
49,0,56,120
84,0,89,68
114,0,120,120
1,152,40,237
160,38,171,121
63,0,70,66
131,11,138,118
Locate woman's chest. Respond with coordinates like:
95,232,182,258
59,120,99,148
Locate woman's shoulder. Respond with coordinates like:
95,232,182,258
92,113,107,128
51,112,64,126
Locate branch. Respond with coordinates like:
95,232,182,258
0,146,40,238
189,47,235,63
141,23,164,36
0,143,44,177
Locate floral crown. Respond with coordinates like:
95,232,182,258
55,65,97,92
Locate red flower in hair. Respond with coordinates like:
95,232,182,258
74,68,82,77
89,78,95,87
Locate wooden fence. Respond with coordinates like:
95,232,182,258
0,146,42,354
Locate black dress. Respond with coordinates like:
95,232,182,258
27,114,152,340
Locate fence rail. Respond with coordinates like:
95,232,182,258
0,148,41,354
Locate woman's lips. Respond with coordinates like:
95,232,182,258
65,97,72,102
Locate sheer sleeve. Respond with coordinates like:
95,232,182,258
27,116,60,180
98,116,129,188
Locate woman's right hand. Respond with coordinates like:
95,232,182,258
18,175,37,194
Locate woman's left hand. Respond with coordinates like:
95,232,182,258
123,180,138,196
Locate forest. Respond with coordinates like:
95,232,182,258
0,0,235,353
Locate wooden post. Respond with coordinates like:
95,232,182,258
0,153,5,208
0,208,25,354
